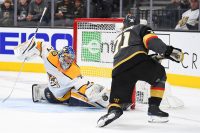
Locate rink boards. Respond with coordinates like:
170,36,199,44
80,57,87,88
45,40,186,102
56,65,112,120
0,27,200,88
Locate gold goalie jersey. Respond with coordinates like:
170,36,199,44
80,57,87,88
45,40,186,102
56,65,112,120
14,38,110,108
35,41,90,99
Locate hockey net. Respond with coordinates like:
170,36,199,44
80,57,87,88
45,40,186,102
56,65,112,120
73,18,184,109
134,81,184,109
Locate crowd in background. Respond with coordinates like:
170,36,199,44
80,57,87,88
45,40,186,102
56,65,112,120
0,0,87,27
0,0,124,27
0,0,199,30
152,0,199,30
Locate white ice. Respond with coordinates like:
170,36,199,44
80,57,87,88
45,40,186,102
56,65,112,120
0,71,200,133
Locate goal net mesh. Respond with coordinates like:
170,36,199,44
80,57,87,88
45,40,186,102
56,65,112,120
74,18,123,78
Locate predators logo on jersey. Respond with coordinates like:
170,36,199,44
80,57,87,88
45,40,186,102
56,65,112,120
47,72,60,88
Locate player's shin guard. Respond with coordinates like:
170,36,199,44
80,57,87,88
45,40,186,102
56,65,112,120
97,105,123,127
148,97,169,123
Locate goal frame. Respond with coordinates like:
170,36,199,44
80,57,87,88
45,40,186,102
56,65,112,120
73,18,124,61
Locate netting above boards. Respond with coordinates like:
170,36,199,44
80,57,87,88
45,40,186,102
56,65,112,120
74,18,123,78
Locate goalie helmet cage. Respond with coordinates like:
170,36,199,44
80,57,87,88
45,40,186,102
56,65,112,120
73,18,184,109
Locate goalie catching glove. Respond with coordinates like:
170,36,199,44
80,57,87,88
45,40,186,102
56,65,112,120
14,37,40,60
164,46,184,63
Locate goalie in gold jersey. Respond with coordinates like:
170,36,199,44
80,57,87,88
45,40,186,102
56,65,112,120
14,38,109,108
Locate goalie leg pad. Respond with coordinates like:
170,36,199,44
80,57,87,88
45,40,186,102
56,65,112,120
93,92,110,108
85,84,109,102
70,89,109,108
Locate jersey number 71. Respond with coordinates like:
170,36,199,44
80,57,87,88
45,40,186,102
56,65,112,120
114,32,131,55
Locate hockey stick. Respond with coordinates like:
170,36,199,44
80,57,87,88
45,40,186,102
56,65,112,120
1,7,47,103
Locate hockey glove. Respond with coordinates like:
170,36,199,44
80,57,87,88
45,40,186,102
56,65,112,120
164,46,184,63
14,37,39,60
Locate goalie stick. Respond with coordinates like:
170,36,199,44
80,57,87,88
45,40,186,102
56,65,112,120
1,7,47,103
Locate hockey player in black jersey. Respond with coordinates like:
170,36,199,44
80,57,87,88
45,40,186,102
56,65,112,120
97,14,184,127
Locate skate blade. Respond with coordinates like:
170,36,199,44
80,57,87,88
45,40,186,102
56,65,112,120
97,113,115,127
148,115,169,123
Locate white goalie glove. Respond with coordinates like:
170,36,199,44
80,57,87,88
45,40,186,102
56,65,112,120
85,83,110,102
14,37,40,60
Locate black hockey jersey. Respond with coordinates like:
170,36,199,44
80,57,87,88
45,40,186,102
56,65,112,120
113,24,168,76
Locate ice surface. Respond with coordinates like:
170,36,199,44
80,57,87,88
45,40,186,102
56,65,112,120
0,71,200,133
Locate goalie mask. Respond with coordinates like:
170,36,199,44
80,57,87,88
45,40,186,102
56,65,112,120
58,46,75,70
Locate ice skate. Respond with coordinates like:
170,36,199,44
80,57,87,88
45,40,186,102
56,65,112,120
97,106,123,127
148,105,169,123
